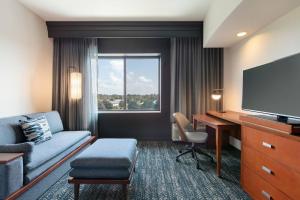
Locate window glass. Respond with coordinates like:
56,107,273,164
98,58,124,110
126,58,160,110
98,55,160,112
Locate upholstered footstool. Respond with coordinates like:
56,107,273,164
68,138,138,200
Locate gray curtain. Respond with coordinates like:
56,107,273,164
170,37,223,120
52,38,98,136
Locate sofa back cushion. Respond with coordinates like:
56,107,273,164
0,116,26,145
27,111,64,134
0,111,64,145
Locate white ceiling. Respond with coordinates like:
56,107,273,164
18,0,300,48
18,0,211,21
204,0,300,47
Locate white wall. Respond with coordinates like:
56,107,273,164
0,0,53,118
203,0,242,46
224,6,300,112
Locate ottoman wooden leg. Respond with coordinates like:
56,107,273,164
74,183,80,200
122,184,128,200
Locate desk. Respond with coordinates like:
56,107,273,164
193,112,240,177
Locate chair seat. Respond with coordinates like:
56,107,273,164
185,131,208,143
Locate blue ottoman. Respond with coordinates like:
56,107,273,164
68,139,138,200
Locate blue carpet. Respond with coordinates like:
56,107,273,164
39,142,250,200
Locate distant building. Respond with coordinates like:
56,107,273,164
111,99,122,107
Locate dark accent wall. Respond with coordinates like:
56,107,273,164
98,38,171,140
46,21,202,38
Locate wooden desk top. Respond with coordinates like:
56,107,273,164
207,110,247,125
193,114,236,129
207,110,300,137
0,153,23,164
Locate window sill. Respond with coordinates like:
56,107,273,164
98,111,161,114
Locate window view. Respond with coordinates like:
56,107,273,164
98,54,160,112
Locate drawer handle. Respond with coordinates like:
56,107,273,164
261,190,271,200
262,141,273,149
261,166,273,174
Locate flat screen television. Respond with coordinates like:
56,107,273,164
242,53,300,123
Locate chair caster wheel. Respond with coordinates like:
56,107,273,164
176,158,180,162
179,150,182,153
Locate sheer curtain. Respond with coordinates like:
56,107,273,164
170,37,223,120
52,38,99,136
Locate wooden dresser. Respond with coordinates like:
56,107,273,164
241,116,300,200
207,111,300,200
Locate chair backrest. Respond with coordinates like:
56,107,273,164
173,112,190,142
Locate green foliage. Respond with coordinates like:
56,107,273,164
98,94,160,111
101,99,113,109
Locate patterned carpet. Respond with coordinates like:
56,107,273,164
39,142,250,200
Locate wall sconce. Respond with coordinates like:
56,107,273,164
70,71,82,100
211,89,224,112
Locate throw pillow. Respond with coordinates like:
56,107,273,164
19,116,52,144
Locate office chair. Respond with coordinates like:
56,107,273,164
173,112,213,170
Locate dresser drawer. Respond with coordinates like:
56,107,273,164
242,126,300,172
243,146,300,199
243,165,290,200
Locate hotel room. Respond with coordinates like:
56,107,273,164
1,0,300,199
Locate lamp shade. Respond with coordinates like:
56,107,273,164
211,89,223,101
70,72,82,99
211,94,222,100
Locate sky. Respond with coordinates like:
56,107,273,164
98,58,159,95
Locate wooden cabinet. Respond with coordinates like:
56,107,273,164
207,111,300,200
242,126,300,200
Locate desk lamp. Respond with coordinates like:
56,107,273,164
211,89,224,113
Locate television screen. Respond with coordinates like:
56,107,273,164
242,53,300,119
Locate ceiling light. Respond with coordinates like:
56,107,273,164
237,32,247,37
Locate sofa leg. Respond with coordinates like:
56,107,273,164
74,183,80,200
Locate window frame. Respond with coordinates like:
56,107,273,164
98,53,161,113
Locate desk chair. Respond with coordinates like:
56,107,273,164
173,112,213,169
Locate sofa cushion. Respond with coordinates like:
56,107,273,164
19,116,53,144
24,136,91,183
25,131,91,172
0,116,26,145
27,111,64,134
0,142,34,164
69,167,131,179
70,139,137,169
0,111,63,145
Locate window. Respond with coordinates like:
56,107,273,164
98,54,160,112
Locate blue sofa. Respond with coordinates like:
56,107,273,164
0,111,94,200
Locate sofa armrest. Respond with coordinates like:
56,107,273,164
0,142,34,164
0,154,23,199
